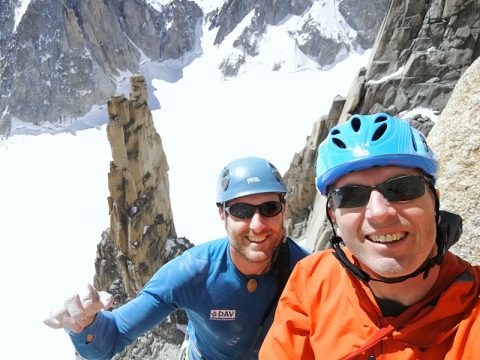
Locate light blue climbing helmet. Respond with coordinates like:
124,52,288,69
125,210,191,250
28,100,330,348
216,157,287,204
316,113,438,195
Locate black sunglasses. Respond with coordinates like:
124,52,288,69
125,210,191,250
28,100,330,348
225,201,284,219
328,175,429,209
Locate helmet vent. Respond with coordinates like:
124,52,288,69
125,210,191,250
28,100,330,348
410,128,418,152
332,137,347,149
350,117,361,132
419,132,430,153
374,114,388,123
271,167,283,183
371,123,387,141
221,169,230,190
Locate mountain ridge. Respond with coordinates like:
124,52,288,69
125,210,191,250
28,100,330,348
0,0,387,137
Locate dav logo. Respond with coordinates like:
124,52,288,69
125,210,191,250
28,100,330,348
210,309,236,320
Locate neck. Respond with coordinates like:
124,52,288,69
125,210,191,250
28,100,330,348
368,265,440,305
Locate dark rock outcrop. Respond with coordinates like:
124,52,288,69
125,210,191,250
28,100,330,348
0,0,388,136
0,0,202,136
0,0,17,56
338,0,390,49
214,0,389,76
285,0,480,265
359,0,480,116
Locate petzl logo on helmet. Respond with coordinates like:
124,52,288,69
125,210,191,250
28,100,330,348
210,309,236,320
247,176,261,184
353,146,369,157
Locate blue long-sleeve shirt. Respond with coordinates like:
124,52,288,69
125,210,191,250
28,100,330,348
69,237,310,359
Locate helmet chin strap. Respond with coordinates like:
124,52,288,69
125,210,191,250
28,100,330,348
327,180,446,284
330,235,445,284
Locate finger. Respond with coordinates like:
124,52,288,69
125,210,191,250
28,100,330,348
87,284,100,302
81,284,114,310
44,285,105,332
99,291,114,309
44,305,85,333
79,284,103,317
44,306,72,329
79,283,98,303
43,312,65,329
58,314,85,333
65,294,91,328
82,291,112,317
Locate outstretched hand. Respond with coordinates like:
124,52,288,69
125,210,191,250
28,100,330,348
44,283,114,333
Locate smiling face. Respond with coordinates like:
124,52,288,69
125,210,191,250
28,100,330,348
219,192,285,275
330,166,438,279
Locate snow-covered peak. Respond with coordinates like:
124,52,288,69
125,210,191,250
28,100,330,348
13,0,31,32
147,0,225,13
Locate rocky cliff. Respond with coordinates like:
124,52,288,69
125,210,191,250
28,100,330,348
0,0,388,136
285,0,480,266
19,0,479,357
428,56,480,265
213,0,389,76
88,75,193,359
0,0,202,136
13,1,389,358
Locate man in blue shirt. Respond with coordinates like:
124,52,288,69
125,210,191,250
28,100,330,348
44,156,310,360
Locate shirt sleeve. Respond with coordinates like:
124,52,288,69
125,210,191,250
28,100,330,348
259,261,314,360
68,311,119,359
68,252,196,359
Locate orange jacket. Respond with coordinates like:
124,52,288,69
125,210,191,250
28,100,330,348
259,250,480,360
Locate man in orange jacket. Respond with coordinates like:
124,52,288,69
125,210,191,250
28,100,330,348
259,113,480,359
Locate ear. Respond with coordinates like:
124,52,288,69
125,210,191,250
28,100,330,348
327,207,336,223
435,188,441,225
327,207,342,237
218,205,226,221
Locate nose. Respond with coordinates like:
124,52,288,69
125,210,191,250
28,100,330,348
249,211,267,233
365,190,396,222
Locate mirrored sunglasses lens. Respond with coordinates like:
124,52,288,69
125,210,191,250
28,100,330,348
227,204,256,219
331,187,370,208
258,201,283,217
381,176,425,201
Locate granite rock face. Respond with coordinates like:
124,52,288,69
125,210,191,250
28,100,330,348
427,56,480,265
360,0,480,116
0,0,388,136
0,0,17,57
213,0,389,75
0,0,202,136
284,0,480,265
338,0,390,49
88,75,193,359
102,74,179,295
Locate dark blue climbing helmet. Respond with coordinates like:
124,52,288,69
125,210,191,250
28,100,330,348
216,157,287,204
316,113,438,195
